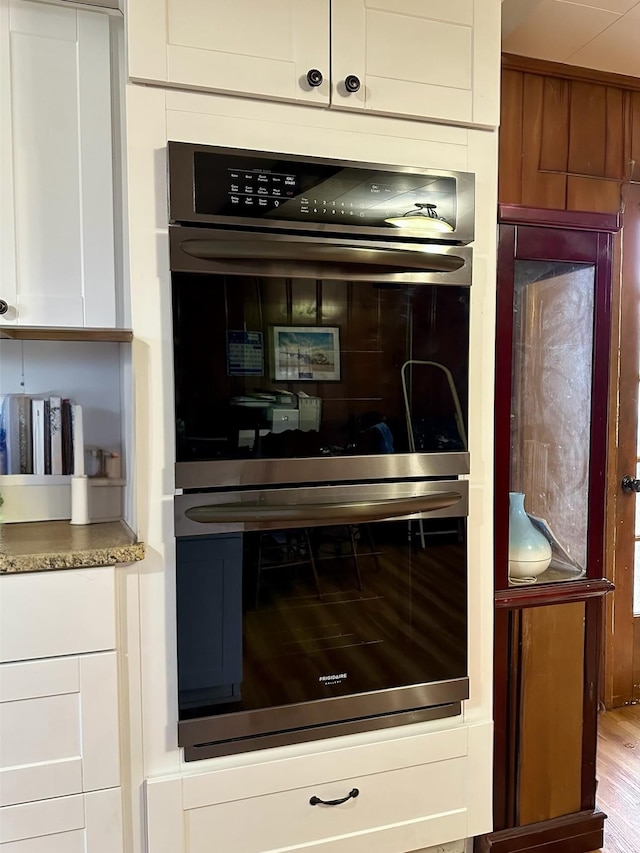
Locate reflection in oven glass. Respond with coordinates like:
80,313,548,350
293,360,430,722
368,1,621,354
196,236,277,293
172,275,469,463
177,519,467,720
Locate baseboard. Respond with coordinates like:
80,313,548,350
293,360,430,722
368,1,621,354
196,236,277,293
473,809,606,853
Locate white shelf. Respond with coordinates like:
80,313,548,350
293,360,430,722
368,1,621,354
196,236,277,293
1,477,125,523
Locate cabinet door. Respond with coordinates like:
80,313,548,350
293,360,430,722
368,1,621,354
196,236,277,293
0,567,115,664
331,0,499,126
0,787,123,852
127,0,330,108
494,209,616,590
0,0,116,328
0,653,120,807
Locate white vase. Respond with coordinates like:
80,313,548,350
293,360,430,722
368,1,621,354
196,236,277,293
508,491,552,580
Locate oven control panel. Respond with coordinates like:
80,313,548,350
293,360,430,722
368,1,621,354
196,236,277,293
168,142,475,243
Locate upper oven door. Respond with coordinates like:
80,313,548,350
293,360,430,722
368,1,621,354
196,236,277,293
171,228,471,488
168,142,475,245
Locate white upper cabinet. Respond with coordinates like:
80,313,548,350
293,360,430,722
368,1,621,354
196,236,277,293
126,0,500,127
128,0,331,107
332,0,499,126
0,0,117,328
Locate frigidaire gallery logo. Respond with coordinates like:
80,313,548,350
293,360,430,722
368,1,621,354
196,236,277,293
319,673,348,684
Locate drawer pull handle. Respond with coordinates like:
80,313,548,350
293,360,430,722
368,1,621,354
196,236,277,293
309,788,359,807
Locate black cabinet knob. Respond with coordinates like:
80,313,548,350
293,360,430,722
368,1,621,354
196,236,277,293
344,74,361,93
0,299,8,315
306,69,323,88
621,475,640,493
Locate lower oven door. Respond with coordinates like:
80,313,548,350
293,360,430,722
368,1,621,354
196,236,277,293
175,479,468,760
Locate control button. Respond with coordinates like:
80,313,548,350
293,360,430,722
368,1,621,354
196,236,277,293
230,195,240,204
230,184,239,192
244,185,253,194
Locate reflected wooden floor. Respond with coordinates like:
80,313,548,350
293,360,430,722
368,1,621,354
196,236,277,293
591,704,640,853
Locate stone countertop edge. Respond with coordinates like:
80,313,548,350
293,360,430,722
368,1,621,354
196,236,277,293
0,520,146,574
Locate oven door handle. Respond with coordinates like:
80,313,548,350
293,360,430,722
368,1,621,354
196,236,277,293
184,491,462,525
178,238,466,274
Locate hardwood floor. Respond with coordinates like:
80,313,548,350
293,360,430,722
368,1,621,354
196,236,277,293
592,704,640,853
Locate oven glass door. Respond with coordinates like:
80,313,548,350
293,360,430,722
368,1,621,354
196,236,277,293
175,482,468,727
171,233,470,472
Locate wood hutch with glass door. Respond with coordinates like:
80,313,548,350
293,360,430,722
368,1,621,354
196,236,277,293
476,206,620,853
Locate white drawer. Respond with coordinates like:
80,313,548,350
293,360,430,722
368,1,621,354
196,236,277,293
185,757,467,853
0,788,123,853
0,568,115,662
146,726,479,853
0,653,119,806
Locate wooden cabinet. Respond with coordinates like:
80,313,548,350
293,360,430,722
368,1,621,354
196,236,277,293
475,207,619,853
0,568,123,852
0,0,118,328
126,0,500,127
146,724,492,853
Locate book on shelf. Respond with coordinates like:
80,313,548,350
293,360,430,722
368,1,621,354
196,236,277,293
49,396,63,475
61,399,73,475
0,395,33,474
31,399,46,476
0,393,79,477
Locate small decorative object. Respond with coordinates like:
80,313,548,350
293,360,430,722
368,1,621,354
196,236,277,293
271,326,341,382
384,203,454,234
508,491,552,582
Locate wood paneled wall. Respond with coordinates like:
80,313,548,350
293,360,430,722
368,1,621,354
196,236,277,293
494,56,634,834
499,55,640,213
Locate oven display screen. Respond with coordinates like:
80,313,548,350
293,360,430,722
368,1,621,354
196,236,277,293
193,151,457,229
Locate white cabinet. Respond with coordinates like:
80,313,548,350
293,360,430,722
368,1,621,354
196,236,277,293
0,0,117,328
145,724,492,853
0,568,123,853
0,789,123,853
126,0,500,127
0,653,120,806
129,0,330,108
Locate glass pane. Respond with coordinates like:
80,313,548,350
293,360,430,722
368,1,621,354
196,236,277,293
509,260,595,585
634,462,640,616
172,275,469,462
635,541,640,616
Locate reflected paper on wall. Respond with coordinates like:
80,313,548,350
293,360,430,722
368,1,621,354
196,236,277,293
271,326,341,382
227,330,264,377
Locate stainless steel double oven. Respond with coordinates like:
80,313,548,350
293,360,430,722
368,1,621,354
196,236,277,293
169,142,475,760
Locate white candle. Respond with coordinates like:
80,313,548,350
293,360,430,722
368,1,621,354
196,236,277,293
72,404,85,477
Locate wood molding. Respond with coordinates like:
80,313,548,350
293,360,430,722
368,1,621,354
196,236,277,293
0,326,133,342
495,579,614,610
498,204,621,232
474,808,606,853
502,53,640,93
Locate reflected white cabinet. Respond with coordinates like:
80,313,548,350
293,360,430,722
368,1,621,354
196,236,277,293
0,568,123,853
0,0,117,328
126,0,500,127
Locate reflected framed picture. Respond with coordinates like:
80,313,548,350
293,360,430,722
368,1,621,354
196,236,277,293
271,325,341,381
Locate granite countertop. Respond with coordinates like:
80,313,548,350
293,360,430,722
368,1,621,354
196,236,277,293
0,520,145,573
